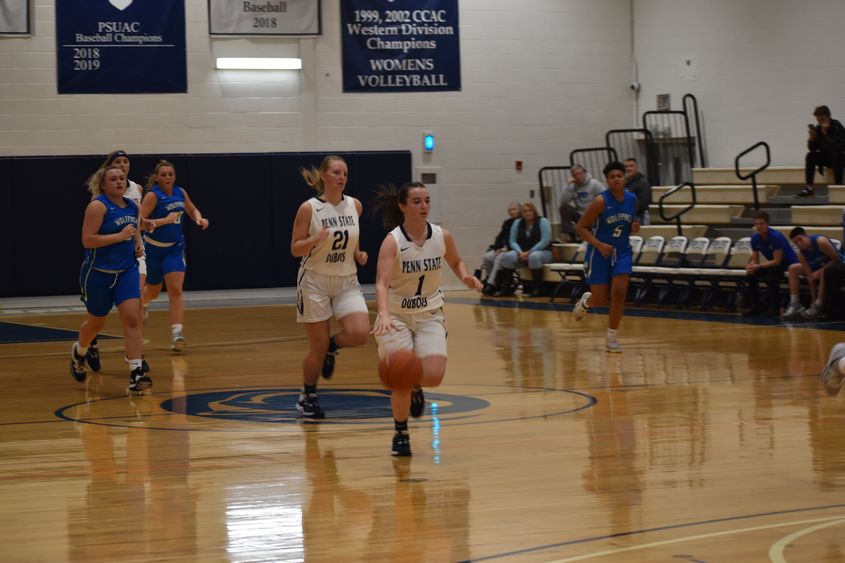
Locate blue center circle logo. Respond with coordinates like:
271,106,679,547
161,388,491,424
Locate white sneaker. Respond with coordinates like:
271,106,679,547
606,334,623,353
573,292,591,321
783,303,805,319
802,305,819,319
171,330,187,352
822,343,845,396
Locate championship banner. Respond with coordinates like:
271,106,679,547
208,0,321,36
55,0,187,94
0,0,29,34
341,0,460,93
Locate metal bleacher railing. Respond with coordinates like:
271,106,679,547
538,93,705,232
733,141,771,211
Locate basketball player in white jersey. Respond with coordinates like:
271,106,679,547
291,156,370,418
372,182,482,456
85,150,151,373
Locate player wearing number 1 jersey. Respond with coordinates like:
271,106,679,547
573,161,640,352
291,156,370,419
372,182,482,456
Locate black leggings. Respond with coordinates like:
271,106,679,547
805,150,845,185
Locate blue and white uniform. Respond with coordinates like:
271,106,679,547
584,190,637,285
79,195,140,316
143,185,187,285
296,195,368,323
802,234,841,272
751,228,798,266
376,223,448,359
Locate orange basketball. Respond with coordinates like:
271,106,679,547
378,349,422,391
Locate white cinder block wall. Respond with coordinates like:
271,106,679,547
633,0,845,169
0,0,633,286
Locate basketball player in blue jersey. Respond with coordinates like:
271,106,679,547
71,164,152,393
139,160,210,352
788,227,843,318
573,161,640,352
291,156,370,418
372,182,482,456
85,150,151,373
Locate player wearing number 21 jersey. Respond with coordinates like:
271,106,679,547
291,156,370,420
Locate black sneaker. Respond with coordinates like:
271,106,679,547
127,367,153,394
88,338,101,372
124,355,151,373
70,343,89,383
322,337,340,379
794,185,815,199
297,393,326,418
391,431,412,457
410,386,426,418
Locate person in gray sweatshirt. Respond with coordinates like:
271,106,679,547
558,164,604,242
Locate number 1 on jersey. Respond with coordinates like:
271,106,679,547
415,274,425,296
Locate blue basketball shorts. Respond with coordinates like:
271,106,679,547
144,241,186,285
79,263,141,317
584,247,633,285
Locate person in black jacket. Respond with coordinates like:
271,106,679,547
624,158,652,224
481,202,520,295
796,105,845,198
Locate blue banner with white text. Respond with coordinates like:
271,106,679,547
341,0,460,93
56,0,187,94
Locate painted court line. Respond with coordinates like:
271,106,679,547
545,515,845,562
768,517,845,563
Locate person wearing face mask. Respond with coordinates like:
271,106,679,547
480,201,521,295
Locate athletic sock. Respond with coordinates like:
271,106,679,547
304,384,317,395
128,359,143,371
394,419,408,433
328,336,341,353
76,343,89,356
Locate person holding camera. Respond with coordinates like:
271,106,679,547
796,105,845,198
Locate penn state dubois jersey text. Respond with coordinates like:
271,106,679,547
85,195,138,272
147,185,186,245
592,190,637,256
388,223,445,314
301,196,360,277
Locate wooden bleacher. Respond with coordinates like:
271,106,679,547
791,205,843,226
692,166,835,185
649,204,744,225
652,185,780,204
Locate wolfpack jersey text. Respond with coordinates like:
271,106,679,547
85,195,139,272
388,223,445,314
301,196,360,276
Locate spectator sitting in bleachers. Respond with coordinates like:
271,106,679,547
796,105,845,198
481,201,521,295
558,164,604,242
744,211,801,316
498,202,553,297
624,158,652,225
787,227,843,319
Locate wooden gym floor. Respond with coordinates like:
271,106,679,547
1,290,845,562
